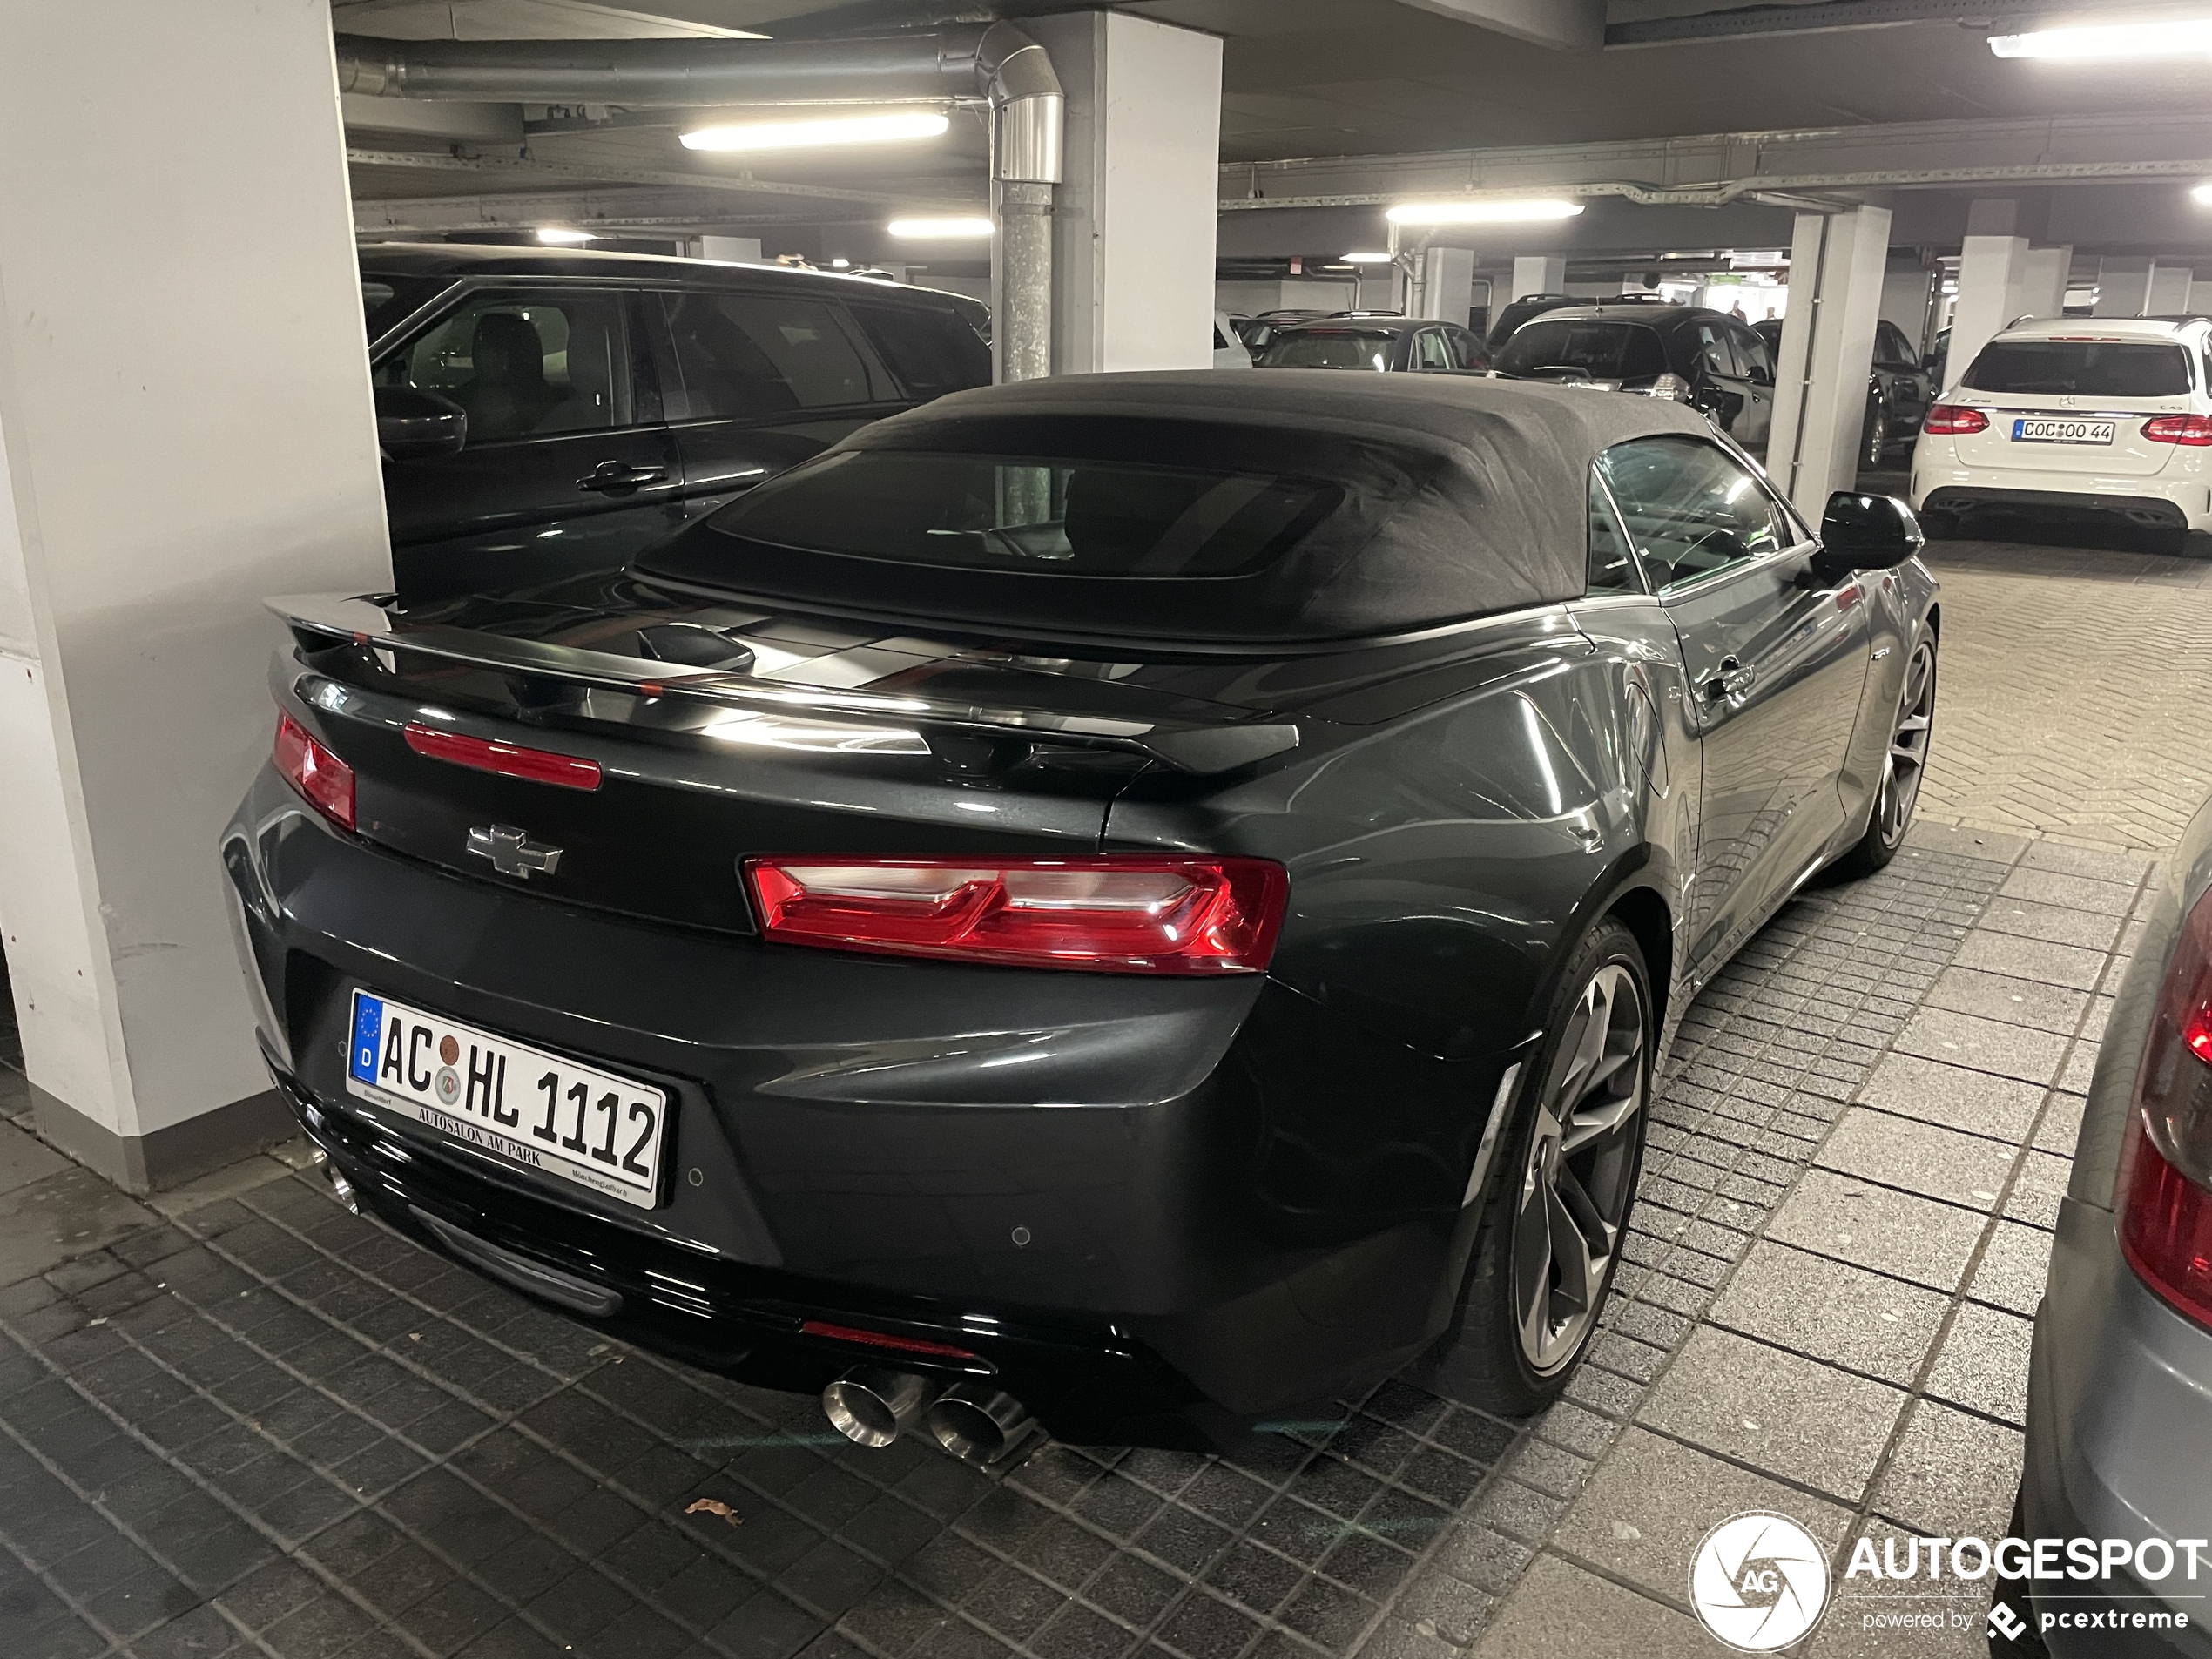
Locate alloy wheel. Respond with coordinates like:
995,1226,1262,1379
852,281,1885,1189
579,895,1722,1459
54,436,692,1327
1864,407,1888,469
1513,962,1648,1375
1875,639,1936,849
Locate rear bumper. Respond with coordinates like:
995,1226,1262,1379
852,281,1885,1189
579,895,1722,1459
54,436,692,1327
2019,1194,2212,1658
1908,449,2211,530
225,768,1503,1440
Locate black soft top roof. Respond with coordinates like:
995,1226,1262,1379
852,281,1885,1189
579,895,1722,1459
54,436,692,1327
758,369,1714,641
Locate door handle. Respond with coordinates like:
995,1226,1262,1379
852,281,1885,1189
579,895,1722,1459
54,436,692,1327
577,460,668,494
1701,656,1756,702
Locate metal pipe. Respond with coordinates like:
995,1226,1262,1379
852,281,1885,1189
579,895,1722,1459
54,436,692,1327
822,1367,944,1448
926,1385,1036,1467
333,25,1062,381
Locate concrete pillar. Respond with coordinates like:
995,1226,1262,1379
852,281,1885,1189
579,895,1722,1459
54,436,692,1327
2014,245,2073,323
1948,234,2028,388
2094,256,2154,317
1417,246,1477,325
0,1,389,1189
693,235,763,263
1879,265,1937,347
2148,263,2195,314
1028,11,1223,374
1766,205,1892,521
1511,255,1568,299
2192,280,2212,316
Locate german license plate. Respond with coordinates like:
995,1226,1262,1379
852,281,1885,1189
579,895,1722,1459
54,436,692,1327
346,989,668,1210
2013,418,2114,445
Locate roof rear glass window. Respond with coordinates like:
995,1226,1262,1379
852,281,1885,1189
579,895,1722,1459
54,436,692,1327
1963,340,2192,397
1258,330,1396,369
697,450,1331,579
1495,320,1669,382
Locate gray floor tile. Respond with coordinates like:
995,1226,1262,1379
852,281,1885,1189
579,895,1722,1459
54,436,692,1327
1811,1522,1993,1658
1963,1223,2054,1318
1892,1008,2071,1087
2033,1093,2087,1157
0,1118,69,1197
1996,867,2139,916
1871,1402,2024,1541
1851,1055,2044,1143
2002,1150,2073,1231
1923,1303,2035,1427
1975,900,2125,953
1949,932,2107,991
1764,1170,1988,1292
1924,968,2089,1035
2019,841,2152,885
0,1166,158,1283
1637,1328,1907,1504
1814,1109,2018,1212
1548,1426,1852,1604
1467,1551,1705,1658
1706,1241,1950,1386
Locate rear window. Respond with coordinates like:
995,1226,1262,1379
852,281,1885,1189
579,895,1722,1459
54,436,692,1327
1495,320,1669,382
1963,340,2192,397
1258,330,1396,370
698,450,1331,579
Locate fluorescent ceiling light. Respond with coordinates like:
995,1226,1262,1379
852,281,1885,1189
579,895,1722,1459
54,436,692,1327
536,227,595,245
1386,199,1584,226
1342,251,1394,263
2195,182,2212,205
1988,18,2212,58
887,216,995,239
681,109,949,152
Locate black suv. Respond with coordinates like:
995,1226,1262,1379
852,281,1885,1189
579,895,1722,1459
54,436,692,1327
362,245,991,600
1253,314,1489,373
1755,316,1934,467
1494,301,1777,448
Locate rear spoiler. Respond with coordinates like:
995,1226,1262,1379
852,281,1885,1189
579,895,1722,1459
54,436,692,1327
265,592,1299,776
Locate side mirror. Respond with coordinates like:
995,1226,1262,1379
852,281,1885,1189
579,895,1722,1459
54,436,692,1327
1747,364,1773,387
1818,490,1924,572
375,387,466,462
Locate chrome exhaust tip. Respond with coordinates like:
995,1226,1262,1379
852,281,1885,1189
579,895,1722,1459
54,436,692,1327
822,1367,944,1449
327,1168,359,1214
927,1384,1035,1467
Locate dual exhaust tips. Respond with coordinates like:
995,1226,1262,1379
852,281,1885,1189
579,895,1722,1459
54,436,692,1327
822,1367,1035,1467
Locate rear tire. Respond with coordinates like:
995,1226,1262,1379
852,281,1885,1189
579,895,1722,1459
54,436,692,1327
1862,403,1888,469
1420,918,1653,1416
1833,632,1937,880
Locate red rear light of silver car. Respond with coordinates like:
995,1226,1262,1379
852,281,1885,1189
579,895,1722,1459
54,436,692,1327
1922,403,1990,435
743,855,1289,974
402,722,603,791
2117,886,2212,1330
274,711,355,832
2141,414,2212,447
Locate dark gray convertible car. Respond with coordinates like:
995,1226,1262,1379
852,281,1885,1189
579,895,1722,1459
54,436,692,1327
224,372,1938,1455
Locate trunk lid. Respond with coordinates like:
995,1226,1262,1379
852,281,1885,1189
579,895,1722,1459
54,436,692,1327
1950,335,2198,478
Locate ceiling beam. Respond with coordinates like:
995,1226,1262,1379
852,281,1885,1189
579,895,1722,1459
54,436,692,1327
344,148,964,209
1393,0,1604,51
1606,0,2066,47
1217,111,2212,210
352,186,836,235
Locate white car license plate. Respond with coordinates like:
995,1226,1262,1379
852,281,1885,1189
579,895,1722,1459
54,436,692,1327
346,989,669,1210
2013,417,2114,445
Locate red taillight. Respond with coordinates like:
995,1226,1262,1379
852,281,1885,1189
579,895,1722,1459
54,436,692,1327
1922,403,1989,435
403,722,602,791
799,1320,979,1360
742,855,1289,975
2117,887,2212,1330
274,711,354,831
2142,414,2212,447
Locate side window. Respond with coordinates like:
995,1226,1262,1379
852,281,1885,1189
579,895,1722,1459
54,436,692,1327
1595,437,1795,593
658,293,897,420
1414,330,1454,371
1876,321,1914,367
1732,325,1774,381
1692,321,1740,379
375,289,633,445
1452,327,1488,370
848,303,990,401
1587,472,1642,594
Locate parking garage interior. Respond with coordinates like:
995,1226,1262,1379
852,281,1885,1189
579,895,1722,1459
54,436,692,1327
4,3,2212,1657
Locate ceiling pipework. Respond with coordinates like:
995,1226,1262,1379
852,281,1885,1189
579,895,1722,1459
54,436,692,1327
331,24,1063,380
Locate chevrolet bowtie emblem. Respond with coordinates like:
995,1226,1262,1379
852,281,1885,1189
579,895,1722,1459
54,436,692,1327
467,824,562,880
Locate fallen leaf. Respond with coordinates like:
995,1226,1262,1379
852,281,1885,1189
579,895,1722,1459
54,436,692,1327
685,1499,743,1527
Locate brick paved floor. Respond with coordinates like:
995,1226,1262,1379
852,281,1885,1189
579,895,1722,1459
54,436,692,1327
0,523,2198,1659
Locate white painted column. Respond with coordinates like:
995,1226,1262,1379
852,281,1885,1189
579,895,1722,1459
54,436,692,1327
2094,256,2154,317
1028,11,1223,374
1766,205,1892,521
1511,256,1568,299
1417,247,1477,325
2148,264,2195,314
1878,265,1937,344
0,1,389,1190
693,235,763,263
2014,245,2073,323
2192,280,2212,316
1947,234,2028,388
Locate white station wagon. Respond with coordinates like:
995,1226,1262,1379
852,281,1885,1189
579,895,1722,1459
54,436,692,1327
1910,315,2212,551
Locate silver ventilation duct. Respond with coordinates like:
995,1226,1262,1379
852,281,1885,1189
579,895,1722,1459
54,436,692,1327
333,24,1062,380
